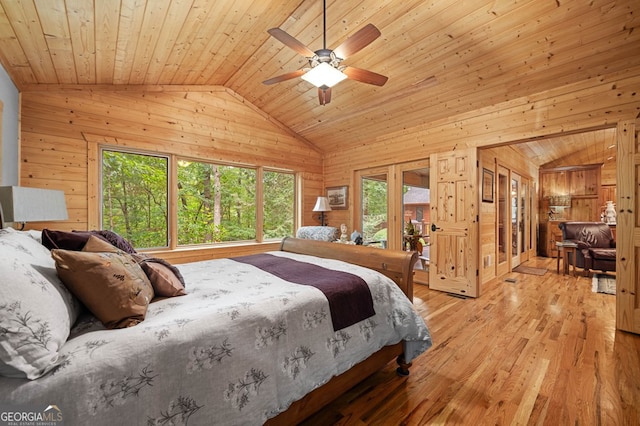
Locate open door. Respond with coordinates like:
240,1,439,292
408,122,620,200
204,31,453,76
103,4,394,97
429,148,479,297
617,119,639,333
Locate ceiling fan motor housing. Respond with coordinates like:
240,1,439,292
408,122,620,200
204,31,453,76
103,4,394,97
310,49,342,69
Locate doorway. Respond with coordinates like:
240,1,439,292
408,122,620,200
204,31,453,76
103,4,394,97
356,167,389,248
401,162,430,285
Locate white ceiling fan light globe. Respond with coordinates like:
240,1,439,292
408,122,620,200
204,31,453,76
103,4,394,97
301,62,347,88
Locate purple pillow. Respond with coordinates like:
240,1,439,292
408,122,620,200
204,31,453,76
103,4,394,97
42,229,104,251
89,230,137,254
42,229,136,254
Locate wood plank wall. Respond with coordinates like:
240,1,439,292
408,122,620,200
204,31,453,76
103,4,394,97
479,146,538,285
323,71,640,194
322,70,639,290
19,86,324,261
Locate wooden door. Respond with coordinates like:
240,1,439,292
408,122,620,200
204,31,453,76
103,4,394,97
429,148,479,297
617,119,639,334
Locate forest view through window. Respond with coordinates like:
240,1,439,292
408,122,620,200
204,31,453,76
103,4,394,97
262,170,295,240
177,161,257,244
102,150,169,248
101,149,296,249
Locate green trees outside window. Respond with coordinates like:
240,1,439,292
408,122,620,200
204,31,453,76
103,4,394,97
177,161,256,244
101,149,295,249
362,177,388,246
263,171,294,240
102,150,169,248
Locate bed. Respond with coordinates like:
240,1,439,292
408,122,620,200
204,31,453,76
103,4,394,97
0,228,432,425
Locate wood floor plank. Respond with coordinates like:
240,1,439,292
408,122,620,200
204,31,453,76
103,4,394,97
301,257,640,425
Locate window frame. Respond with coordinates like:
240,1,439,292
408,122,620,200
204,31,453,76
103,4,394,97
94,144,298,250
99,146,171,250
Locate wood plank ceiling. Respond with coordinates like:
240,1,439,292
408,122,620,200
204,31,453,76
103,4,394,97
0,0,637,166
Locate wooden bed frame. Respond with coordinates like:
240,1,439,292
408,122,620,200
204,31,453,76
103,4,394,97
267,237,418,425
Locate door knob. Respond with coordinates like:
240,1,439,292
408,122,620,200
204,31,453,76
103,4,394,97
431,223,441,232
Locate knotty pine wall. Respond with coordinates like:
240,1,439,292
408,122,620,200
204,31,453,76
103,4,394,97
322,71,639,289
479,146,538,284
19,86,323,262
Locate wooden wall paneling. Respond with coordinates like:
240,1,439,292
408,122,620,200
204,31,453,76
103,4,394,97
19,87,323,242
568,167,600,196
479,146,537,281
601,161,617,185
615,119,638,333
479,150,497,285
601,185,617,205
21,90,322,173
570,197,599,222
324,73,640,180
300,171,323,227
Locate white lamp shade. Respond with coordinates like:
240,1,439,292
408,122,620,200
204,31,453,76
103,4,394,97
313,196,332,212
0,186,68,224
301,62,347,88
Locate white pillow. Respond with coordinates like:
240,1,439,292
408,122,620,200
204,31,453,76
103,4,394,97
0,228,81,379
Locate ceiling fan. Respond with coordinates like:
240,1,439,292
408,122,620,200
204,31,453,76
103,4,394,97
263,0,388,105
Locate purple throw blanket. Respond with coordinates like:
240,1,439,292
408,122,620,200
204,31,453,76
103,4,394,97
232,253,375,331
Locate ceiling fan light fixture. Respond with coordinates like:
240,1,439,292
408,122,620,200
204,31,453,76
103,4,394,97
301,62,347,88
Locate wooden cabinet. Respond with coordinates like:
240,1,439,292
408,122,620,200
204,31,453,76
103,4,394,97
601,185,616,204
539,221,563,258
569,168,599,196
538,164,602,257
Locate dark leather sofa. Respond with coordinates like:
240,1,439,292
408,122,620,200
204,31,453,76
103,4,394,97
558,222,616,275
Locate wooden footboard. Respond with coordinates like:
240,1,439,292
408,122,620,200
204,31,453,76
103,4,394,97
280,237,417,301
268,238,418,424
265,342,405,425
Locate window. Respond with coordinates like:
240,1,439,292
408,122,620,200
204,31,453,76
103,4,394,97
263,170,295,240
101,148,296,248
101,149,168,248
177,161,256,244
361,173,388,247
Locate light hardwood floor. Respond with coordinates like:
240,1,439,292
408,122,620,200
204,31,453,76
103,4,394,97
302,257,640,425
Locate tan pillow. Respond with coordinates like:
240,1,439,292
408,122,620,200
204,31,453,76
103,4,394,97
85,236,185,299
51,247,154,329
140,261,186,298
83,234,119,253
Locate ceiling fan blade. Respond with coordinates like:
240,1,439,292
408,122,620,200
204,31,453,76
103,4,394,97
263,69,306,85
333,24,381,59
318,87,332,105
343,66,388,86
267,28,315,57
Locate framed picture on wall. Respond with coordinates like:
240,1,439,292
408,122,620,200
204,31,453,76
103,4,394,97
326,186,348,210
482,168,494,203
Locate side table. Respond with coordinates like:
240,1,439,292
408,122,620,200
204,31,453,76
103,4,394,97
555,241,578,276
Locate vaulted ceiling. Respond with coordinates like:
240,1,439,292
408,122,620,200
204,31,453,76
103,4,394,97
0,0,637,166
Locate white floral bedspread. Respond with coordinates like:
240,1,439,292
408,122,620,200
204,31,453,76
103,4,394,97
0,251,432,425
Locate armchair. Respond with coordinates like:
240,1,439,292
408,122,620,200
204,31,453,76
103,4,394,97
558,222,616,276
